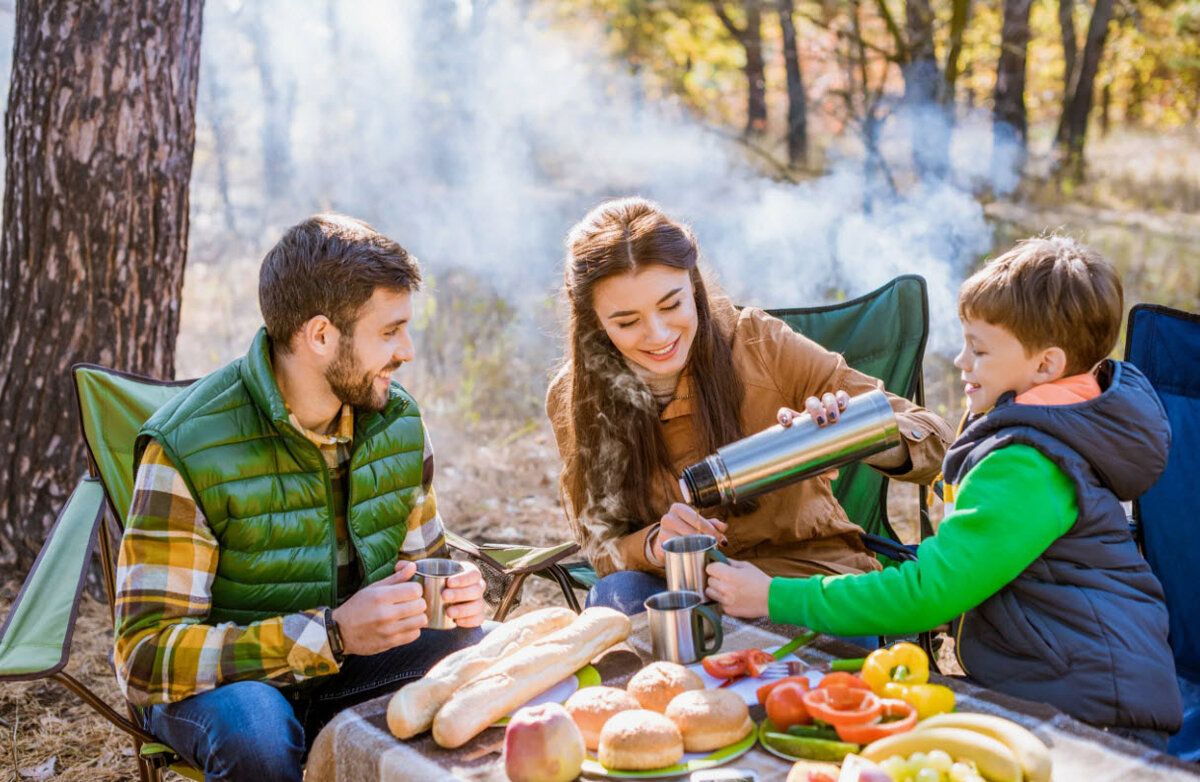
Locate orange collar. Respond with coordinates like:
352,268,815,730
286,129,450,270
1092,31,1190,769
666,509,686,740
1014,373,1102,406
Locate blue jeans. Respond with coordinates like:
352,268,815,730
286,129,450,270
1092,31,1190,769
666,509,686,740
587,570,878,651
144,625,490,782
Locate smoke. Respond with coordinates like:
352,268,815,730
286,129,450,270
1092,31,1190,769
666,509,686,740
183,0,1019,377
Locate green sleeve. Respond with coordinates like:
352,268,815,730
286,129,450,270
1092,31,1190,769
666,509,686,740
767,444,1077,635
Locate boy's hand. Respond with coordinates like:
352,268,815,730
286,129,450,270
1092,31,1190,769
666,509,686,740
705,559,771,619
439,560,487,628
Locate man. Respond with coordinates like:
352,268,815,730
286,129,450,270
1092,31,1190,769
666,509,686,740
114,215,489,781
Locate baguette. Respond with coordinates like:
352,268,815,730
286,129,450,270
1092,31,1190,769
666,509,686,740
432,607,631,748
386,606,576,739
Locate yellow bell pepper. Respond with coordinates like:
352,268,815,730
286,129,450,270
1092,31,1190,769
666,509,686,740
881,681,957,719
862,642,955,719
861,642,929,692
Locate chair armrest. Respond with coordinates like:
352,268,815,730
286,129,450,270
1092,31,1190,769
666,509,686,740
0,476,106,680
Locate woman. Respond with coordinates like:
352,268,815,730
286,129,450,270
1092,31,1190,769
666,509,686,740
546,197,953,614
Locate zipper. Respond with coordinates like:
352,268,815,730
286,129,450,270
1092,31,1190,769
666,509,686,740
953,613,971,677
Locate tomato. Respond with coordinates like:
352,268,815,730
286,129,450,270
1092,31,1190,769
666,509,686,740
765,681,813,730
744,648,777,678
801,685,882,727
701,650,748,679
756,675,810,706
833,698,917,744
817,672,872,691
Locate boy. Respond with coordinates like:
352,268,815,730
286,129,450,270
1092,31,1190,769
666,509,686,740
707,237,1182,748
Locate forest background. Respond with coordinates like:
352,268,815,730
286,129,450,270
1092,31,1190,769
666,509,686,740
0,1,1197,779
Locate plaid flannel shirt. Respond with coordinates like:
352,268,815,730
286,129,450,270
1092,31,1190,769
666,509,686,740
114,405,447,706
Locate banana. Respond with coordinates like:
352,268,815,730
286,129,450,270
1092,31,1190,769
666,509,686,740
859,727,1022,782
915,713,1052,782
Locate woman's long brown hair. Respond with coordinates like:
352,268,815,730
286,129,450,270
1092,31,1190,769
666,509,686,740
558,197,746,538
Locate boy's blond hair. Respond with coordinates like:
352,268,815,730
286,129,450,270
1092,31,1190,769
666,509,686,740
958,236,1123,375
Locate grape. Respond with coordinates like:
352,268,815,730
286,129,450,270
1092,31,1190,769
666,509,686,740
906,752,929,770
915,768,941,782
925,750,953,772
948,762,976,782
881,756,909,779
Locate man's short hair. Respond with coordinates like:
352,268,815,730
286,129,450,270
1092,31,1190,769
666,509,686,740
259,214,421,351
958,236,1123,375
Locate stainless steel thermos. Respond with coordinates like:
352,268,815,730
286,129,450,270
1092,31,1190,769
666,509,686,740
678,388,901,508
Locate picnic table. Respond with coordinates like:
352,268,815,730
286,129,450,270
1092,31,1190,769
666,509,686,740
306,613,1199,781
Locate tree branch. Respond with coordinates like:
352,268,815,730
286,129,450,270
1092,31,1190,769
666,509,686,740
872,0,909,62
711,1,745,41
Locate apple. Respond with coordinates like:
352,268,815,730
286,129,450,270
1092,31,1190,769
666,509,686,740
503,703,586,782
787,761,840,782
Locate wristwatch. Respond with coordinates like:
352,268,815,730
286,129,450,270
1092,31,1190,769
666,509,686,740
323,607,345,662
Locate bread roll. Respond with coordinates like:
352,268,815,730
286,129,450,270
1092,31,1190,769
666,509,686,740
386,606,576,738
664,688,753,752
564,686,641,750
597,709,684,771
432,607,631,748
626,661,704,713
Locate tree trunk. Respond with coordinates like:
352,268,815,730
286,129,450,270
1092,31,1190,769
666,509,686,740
246,3,294,203
993,0,1034,169
904,0,949,181
943,0,972,104
1055,0,1115,172
714,1,767,137
1058,0,1077,103
0,1,204,572
778,0,808,166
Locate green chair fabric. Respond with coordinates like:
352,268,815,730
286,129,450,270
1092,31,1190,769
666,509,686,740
0,477,106,680
765,274,929,543
74,364,192,527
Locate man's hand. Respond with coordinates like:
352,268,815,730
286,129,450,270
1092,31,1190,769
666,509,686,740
705,559,771,619
438,560,487,628
331,560,427,656
654,502,728,562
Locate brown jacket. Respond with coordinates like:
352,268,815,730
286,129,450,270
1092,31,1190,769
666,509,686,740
546,304,955,579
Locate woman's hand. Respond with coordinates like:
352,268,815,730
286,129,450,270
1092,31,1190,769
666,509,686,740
777,389,850,428
705,559,771,618
653,502,728,562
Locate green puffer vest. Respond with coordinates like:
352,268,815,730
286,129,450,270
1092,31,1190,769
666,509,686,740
134,328,425,624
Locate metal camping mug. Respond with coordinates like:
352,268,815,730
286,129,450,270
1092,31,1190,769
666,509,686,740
413,558,465,630
663,534,729,597
644,590,724,664
679,388,901,508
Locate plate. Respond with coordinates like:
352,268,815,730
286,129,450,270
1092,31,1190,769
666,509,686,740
580,723,757,779
686,645,825,707
493,665,602,725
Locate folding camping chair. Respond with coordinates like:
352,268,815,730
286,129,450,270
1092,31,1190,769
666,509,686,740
454,274,934,613
0,365,199,780
1124,303,1200,762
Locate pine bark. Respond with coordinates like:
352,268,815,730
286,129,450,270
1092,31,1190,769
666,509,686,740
0,0,205,571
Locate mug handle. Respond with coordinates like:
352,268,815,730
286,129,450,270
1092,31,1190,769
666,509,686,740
693,602,724,656
706,549,729,565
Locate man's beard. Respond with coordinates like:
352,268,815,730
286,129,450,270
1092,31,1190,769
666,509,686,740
324,337,399,411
